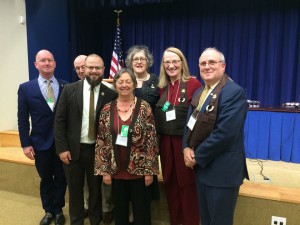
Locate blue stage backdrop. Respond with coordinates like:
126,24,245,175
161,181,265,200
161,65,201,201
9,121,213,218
26,0,300,107
25,0,70,82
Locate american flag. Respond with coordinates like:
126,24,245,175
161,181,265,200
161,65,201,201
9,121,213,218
109,22,124,78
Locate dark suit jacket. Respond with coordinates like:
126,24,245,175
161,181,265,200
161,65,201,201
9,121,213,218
183,79,249,187
54,80,117,161
18,78,68,150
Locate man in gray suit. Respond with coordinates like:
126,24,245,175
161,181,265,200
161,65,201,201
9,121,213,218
54,54,117,225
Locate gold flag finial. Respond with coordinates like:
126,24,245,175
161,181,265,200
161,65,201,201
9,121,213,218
114,10,123,25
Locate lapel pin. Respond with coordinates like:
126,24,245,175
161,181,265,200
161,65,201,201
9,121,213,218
178,97,186,102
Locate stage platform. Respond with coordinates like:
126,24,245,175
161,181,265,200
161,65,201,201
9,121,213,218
1,130,300,224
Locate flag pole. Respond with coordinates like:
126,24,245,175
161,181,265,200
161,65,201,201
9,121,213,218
109,10,125,79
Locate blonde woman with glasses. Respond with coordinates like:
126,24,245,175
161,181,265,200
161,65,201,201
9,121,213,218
155,47,201,225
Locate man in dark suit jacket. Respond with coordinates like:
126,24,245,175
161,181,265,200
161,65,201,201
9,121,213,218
73,55,114,221
183,47,249,225
18,49,68,225
54,54,117,225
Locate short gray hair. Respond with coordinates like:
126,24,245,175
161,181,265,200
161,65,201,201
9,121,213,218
125,45,154,70
202,47,226,63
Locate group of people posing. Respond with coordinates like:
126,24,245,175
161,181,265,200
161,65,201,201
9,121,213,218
18,46,249,225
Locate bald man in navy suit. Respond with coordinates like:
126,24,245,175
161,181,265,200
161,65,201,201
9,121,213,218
18,49,68,225
183,47,249,225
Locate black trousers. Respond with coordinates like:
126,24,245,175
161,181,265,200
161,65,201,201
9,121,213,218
34,145,67,215
113,178,151,225
64,144,102,225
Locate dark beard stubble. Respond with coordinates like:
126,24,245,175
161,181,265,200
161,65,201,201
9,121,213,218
86,75,102,89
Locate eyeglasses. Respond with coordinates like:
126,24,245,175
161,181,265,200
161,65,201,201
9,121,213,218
199,60,223,67
74,66,85,71
163,60,182,66
37,59,55,63
133,57,147,63
85,66,104,71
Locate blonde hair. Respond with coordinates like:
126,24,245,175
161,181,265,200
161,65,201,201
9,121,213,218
158,47,191,88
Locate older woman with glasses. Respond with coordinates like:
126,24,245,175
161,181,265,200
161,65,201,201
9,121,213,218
155,47,201,225
94,68,159,225
125,45,159,112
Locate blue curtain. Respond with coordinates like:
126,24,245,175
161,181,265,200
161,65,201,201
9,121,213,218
73,0,179,8
26,0,70,81
245,111,300,163
69,0,300,107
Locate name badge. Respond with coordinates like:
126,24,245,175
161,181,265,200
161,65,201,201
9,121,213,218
121,125,129,137
46,99,55,111
116,134,128,146
166,109,176,121
162,101,171,112
187,115,196,130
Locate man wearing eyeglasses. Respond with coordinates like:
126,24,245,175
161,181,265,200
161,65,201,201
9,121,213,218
55,54,117,225
183,47,249,225
73,54,115,222
18,49,68,225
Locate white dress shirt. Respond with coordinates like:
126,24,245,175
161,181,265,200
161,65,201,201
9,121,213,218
80,79,100,144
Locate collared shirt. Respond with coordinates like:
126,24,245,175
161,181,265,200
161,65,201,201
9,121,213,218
38,75,59,101
202,81,220,105
80,79,100,144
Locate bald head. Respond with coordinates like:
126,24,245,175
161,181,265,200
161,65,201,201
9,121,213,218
35,49,54,62
199,47,226,86
74,55,87,80
34,49,56,79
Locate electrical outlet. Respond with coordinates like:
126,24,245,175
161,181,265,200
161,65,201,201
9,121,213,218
271,216,286,225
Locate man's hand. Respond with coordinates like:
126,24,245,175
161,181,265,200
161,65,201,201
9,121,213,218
183,147,196,168
23,146,35,160
59,151,72,164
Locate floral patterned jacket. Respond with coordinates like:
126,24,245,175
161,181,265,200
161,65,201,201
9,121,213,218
94,98,159,176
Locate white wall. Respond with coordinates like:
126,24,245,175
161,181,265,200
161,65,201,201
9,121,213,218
0,0,28,130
